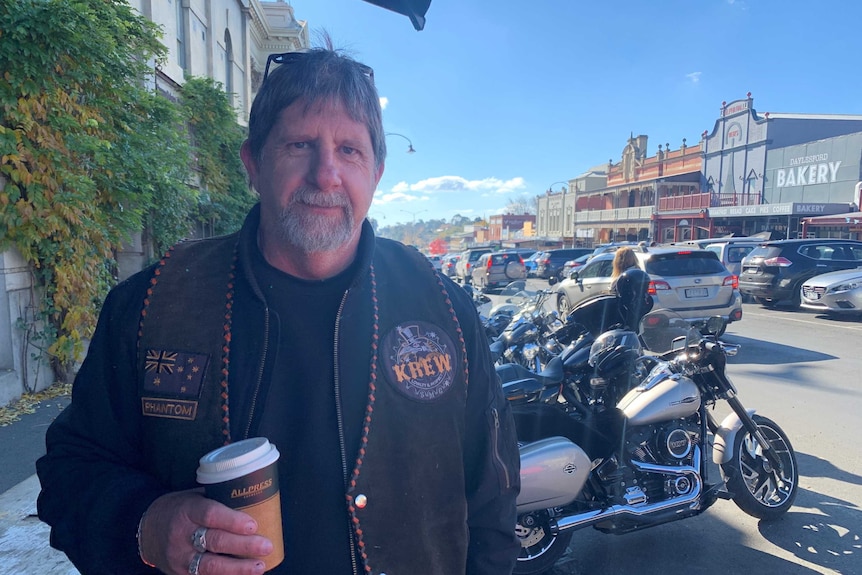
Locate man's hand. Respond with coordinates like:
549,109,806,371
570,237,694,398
139,490,273,575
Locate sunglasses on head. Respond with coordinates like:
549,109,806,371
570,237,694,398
263,51,375,84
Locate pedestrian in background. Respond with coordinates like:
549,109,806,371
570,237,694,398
37,45,520,575
610,246,639,292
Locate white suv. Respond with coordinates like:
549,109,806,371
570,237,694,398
555,247,743,327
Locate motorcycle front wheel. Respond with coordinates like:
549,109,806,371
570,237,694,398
514,513,573,575
720,415,798,520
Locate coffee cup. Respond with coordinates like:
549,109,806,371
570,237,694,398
197,437,284,569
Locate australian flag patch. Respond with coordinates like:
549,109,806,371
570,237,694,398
143,349,209,398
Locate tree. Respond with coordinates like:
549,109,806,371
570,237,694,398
180,77,256,239
504,194,537,215
428,238,448,255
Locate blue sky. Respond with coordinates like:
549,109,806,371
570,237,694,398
288,0,862,226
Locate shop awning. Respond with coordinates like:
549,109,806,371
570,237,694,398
802,211,862,226
801,211,862,236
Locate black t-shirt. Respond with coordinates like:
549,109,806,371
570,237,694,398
252,246,361,573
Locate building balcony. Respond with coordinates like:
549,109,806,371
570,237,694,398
574,205,654,224
709,193,763,207
658,193,710,212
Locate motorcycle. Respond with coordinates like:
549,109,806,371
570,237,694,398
488,282,586,371
510,308,799,574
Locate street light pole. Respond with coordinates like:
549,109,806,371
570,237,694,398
385,132,416,154
400,209,427,246
400,209,427,225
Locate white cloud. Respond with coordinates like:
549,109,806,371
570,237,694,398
372,188,430,205
686,72,702,84
402,175,527,195
379,97,389,110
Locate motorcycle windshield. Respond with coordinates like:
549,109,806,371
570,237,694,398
564,294,624,338
638,308,700,355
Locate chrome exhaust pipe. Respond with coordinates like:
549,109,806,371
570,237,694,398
553,446,703,533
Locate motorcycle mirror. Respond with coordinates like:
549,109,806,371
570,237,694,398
548,276,558,286
704,316,726,336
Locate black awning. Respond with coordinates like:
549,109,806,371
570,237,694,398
362,0,431,30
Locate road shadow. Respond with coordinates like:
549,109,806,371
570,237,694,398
757,487,861,575
753,451,862,574
811,312,862,324
546,509,827,575
721,333,837,365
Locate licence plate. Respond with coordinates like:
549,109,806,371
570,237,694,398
685,287,709,298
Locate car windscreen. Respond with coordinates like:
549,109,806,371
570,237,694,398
745,246,780,260
643,252,726,277
491,253,518,265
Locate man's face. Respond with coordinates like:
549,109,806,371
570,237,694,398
242,98,384,254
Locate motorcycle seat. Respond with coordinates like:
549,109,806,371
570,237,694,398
496,356,564,386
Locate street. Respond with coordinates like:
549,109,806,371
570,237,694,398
485,280,862,575
1,289,860,574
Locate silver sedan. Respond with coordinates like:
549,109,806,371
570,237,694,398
801,267,862,315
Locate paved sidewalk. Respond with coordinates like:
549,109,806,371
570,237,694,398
0,474,79,574
0,393,77,573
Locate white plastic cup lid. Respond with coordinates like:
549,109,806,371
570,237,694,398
197,437,280,485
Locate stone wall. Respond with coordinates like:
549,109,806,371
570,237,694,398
0,248,51,407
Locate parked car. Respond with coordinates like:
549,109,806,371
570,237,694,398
553,253,616,314
554,247,743,327
589,241,642,259
455,247,493,283
426,254,443,271
639,247,743,328
440,254,460,278
470,251,527,292
524,251,543,277
704,240,759,277
535,248,593,280
800,267,862,315
560,253,592,278
739,239,862,308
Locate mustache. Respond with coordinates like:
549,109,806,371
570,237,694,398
290,187,350,208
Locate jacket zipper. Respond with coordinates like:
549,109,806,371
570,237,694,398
333,289,359,575
492,407,512,490
243,303,270,440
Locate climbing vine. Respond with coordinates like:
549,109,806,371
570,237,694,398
0,0,254,384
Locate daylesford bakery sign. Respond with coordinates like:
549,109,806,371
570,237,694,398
775,154,841,188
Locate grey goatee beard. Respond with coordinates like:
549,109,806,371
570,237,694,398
276,187,355,253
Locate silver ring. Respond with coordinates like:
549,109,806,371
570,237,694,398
189,551,204,575
191,526,208,553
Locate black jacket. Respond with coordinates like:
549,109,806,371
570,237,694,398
37,206,520,575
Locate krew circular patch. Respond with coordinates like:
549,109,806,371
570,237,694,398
381,321,457,401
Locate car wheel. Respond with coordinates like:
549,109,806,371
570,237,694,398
789,284,802,309
557,294,572,315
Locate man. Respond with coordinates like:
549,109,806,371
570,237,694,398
37,48,520,575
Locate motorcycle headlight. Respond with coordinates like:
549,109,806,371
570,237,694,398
523,343,540,361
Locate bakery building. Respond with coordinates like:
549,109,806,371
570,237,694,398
703,95,862,240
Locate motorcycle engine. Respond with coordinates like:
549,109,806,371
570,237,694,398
628,419,701,465
622,419,701,502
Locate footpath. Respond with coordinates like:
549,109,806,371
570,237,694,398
0,395,79,574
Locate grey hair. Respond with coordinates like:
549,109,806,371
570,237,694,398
248,48,386,169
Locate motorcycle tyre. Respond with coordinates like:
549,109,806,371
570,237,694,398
513,523,573,575
720,414,798,520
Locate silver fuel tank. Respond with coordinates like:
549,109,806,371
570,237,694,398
618,366,701,426
517,437,591,514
